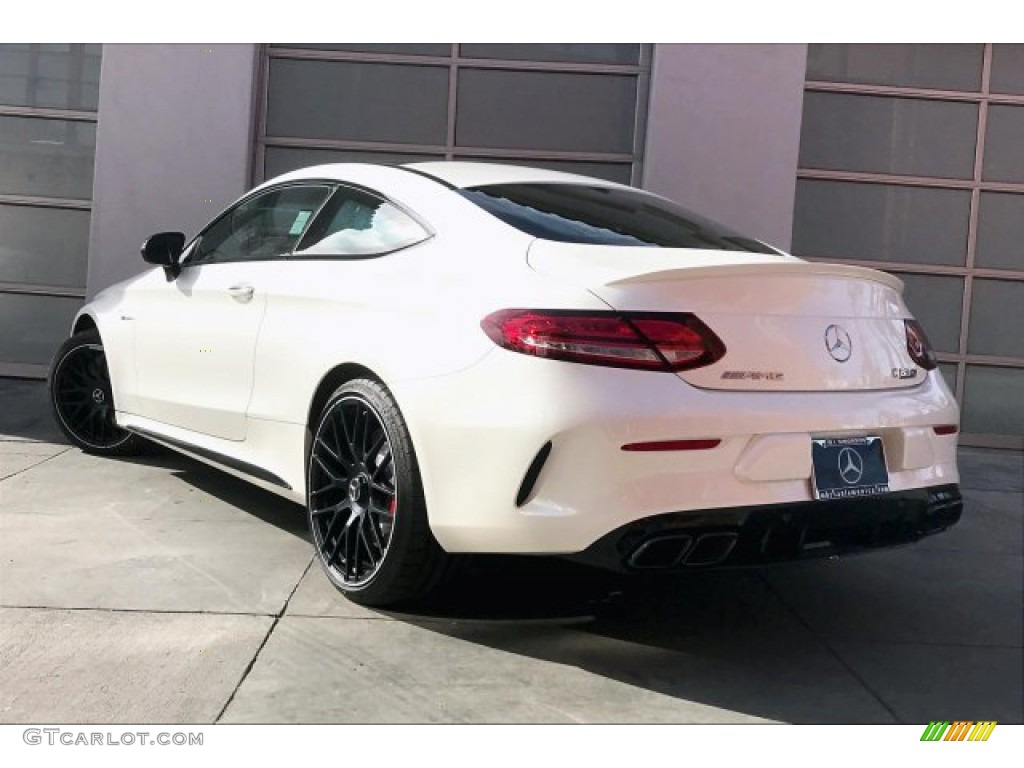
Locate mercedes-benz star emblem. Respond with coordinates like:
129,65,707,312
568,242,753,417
824,324,853,363
92,388,105,404
838,447,864,485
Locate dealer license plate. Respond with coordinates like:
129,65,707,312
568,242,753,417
811,436,890,500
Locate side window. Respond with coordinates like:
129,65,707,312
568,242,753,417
294,186,429,258
186,185,332,266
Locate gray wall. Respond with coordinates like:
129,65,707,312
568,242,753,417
643,44,808,250
86,44,258,297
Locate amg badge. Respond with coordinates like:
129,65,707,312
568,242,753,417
720,371,784,381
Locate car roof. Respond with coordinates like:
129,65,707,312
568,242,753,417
256,160,627,194
404,161,630,190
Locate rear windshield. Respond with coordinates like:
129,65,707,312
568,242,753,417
459,183,778,253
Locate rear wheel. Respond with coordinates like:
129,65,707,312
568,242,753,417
48,329,143,455
307,378,449,607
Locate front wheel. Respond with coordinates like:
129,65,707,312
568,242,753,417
306,378,449,607
48,329,144,456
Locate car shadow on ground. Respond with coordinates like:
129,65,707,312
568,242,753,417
0,377,304,539
0,378,66,444
116,443,311,541
383,556,894,723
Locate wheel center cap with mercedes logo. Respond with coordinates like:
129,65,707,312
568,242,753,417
348,474,369,505
838,447,864,484
825,324,853,363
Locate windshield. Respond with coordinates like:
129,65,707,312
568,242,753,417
459,183,778,253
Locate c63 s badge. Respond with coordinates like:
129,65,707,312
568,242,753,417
892,367,919,380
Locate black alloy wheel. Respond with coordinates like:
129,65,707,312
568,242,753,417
307,379,449,606
309,394,398,586
49,330,142,455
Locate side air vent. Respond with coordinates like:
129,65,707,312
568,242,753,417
515,441,553,507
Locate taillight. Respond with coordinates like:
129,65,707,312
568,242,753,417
905,319,937,370
480,309,726,371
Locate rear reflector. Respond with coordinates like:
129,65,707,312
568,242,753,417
933,425,959,436
622,439,721,452
481,309,726,372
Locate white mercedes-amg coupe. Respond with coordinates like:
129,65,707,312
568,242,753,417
48,161,963,606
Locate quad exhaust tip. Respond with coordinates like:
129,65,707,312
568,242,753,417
627,532,738,569
628,534,693,569
686,532,739,566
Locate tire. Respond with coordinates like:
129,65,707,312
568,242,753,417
306,378,450,607
48,329,144,456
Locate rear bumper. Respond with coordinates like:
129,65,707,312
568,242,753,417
394,349,960,555
569,484,964,572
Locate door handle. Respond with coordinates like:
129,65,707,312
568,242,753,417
227,284,255,303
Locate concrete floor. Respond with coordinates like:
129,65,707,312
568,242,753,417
1,379,1021,724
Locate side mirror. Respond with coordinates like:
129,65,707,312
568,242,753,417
141,232,186,279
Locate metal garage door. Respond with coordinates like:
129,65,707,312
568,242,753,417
0,44,100,379
793,44,1024,449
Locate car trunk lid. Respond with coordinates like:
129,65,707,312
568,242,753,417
528,241,921,392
